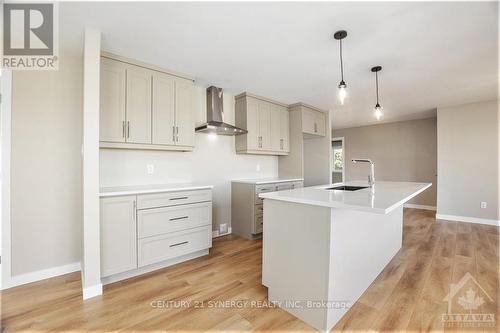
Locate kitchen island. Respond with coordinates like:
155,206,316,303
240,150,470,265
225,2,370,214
259,181,432,332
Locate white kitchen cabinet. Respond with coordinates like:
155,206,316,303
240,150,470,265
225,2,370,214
126,67,152,144
152,73,176,145
175,80,195,147
100,58,126,143
100,186,213,283
235,93,290,155
231,179,303,239
99,54,195,151
302,107,326,137
100,195,137,277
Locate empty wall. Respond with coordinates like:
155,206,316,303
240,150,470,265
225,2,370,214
333,118,437,207
437,100,499,222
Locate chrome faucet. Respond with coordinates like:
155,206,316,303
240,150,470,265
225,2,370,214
352,159,375,187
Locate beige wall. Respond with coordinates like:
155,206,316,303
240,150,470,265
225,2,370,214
437,100,499,221
333,118,437,206
11,50,83,275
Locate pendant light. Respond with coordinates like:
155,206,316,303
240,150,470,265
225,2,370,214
334,30,348,105
371,66,383,120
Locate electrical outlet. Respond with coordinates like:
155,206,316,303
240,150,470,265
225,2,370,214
147,164,155,175
219,223,228,235
256,164,261,172
480,202,487,209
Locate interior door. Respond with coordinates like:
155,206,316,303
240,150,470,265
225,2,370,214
270,105,281,152
100,58,126,142
126,67,152,144
175,80,195,147
258,101,271,150
280,107,290,152
152,73,175,145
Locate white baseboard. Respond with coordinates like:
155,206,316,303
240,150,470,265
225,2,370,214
3,262,81,290
404,204,437,211
82,283,103,300
436,214,500,226
101,249,209,285
212,227,232,238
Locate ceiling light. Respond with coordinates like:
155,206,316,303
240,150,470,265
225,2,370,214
371,66,383,120
334,30,348,105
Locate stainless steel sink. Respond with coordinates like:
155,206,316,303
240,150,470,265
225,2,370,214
325,186,368,191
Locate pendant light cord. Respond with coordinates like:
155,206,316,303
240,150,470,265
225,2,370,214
375,71,379,104
340,39,344,82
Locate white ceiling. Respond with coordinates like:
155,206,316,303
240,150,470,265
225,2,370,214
61,2,498,129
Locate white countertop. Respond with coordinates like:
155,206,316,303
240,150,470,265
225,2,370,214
99,183,213,197
231,177,304,185
259,181,432,214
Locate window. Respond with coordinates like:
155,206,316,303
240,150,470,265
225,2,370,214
333,147,343,172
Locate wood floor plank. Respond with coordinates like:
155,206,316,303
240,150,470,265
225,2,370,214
2,209,498,333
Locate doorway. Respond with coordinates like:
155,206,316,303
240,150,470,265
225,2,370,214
332,137,345,184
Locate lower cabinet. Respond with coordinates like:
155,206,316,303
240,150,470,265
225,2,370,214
100,195,137,277
231,180,303,240
100,189,212,280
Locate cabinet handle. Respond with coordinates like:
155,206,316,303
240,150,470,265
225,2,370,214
169,196,188,201
122,121,126,138
280,138,283,150
169,216,188,221
176,126,179,142
169,241,189,248
173,125,176,142
314,123,317,133
127,121,130,138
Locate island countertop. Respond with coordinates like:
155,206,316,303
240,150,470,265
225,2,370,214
259,181,432,214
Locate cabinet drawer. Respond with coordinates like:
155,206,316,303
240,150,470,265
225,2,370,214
255,215,263,234
137,190,212,209
138,202,211,238
138,226,212,267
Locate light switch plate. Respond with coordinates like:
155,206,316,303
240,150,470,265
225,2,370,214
147,164,155,175
480,202,487,209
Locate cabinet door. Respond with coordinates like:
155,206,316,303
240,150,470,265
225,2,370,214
152,73,175,145
175,80,195,147
246,98,260,150
100,195,137,277
258,101,271,150
100,58,126,142
315,111,326,136
302,108,316,135
126,67,152,144
270,105,281,152
280,107,290,152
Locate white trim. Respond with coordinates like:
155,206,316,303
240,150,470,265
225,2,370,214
212,227,232,238
101,249,209,286
83,283,103,300
436,214,500,226
1,69,12,290
3,262,81,290
404,204,437,211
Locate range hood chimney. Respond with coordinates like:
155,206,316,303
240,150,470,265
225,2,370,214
195,86,248,135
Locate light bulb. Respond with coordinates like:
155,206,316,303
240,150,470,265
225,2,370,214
337,81,347,105
374,104,383,120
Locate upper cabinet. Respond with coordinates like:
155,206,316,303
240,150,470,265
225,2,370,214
235,93,290,155
300,105,327,137
99,54,195,151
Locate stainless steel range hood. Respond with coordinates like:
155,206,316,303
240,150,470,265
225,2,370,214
195,86,248,135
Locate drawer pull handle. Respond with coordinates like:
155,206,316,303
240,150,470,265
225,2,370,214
169,216,188,221
169,197,188,201
170,241,189,248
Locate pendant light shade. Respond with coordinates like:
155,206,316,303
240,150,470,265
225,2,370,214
334,30,348,105
371,66,383,120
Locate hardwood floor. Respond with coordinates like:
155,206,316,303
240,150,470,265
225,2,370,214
2,209,498,332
